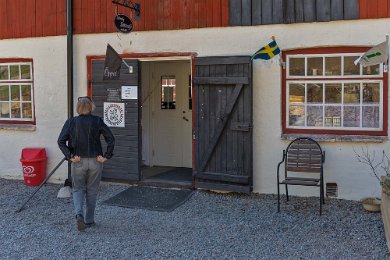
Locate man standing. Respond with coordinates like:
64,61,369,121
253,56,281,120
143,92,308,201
58,96,115,231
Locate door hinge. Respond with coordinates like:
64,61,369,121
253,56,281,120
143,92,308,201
192,130,196,140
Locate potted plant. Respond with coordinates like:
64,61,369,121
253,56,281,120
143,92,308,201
354,146,390,212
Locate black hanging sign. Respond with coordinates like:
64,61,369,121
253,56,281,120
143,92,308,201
114,14,133,33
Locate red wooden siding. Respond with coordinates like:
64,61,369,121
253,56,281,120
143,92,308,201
1,0,389,40
0,0,229,40
360,0,390,18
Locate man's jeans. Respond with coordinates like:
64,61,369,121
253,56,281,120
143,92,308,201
72,158,103,224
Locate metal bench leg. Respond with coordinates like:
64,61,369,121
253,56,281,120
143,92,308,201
285,184,289,201
320,195,322,215
320,185,323,215
277,183,280,212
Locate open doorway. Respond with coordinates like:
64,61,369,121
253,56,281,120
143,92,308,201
140,59,192,187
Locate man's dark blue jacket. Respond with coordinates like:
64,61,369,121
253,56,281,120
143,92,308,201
58,114,115,160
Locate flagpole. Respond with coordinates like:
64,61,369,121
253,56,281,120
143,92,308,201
272,36,284,67
122,59,131,68
122,59,133,73
386,34,389,63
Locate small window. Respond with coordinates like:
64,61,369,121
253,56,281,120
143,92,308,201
326,183,338,197
161,76,176,109
0,61,34,123
284,48,386,136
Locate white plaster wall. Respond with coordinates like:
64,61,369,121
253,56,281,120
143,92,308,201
1,18,389,199
0,36,68,183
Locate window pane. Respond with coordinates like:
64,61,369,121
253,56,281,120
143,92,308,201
289,83,305,103
344,106,360,127
325,84,342,103
21,85,31,101
363,83,380,104
10,65,19,80
0,66,9,80
0,102,9,118
161,76,176,109
363,64,380,75
11,85,20,101
20,65,31,79
289,58,305,76
344,56,360,75
325,56,341,76
11,102,21,118
22,103,33,119
307,83,323,103
0,85,9,101
362,106,379,128
344,83,360,104
307,57,323,76
325,106,341,127
307,106,323,126
289,105,305,126
162,79,167,85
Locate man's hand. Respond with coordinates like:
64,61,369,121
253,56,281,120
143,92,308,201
96,155,107,163
70,156,81,163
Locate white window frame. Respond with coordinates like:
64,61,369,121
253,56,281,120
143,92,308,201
286,53,384,131
287,53,384,79
161,75,176,110
0,62,34,122
286,80,383,130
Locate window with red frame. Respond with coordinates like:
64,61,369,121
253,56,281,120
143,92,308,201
282,47,388,136
0,61,34,123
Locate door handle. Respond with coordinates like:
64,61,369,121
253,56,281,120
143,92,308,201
182,116,189,122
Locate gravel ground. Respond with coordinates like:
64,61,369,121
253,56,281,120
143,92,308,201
0,178,389,260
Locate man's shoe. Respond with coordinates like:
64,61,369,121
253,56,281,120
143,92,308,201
85,222,96,228
76,215,86,231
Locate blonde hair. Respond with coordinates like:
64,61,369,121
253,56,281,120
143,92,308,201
76,97,96,115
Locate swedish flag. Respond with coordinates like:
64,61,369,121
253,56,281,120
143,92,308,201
252,40,281,60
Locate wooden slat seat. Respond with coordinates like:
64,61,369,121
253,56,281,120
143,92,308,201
277,137,326,214
282,177,320,186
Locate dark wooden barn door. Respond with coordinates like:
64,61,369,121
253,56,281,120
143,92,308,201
91,59,141,181
194,56,253,193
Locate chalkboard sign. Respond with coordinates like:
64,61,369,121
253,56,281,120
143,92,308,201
114,14,133,33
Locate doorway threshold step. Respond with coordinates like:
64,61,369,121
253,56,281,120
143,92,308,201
141,179,192,189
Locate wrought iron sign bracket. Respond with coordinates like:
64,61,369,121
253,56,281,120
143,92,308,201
112,0,140,19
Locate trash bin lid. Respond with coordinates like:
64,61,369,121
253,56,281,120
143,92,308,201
20,148,47,161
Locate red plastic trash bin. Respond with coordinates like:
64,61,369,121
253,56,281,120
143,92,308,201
20,148,48,186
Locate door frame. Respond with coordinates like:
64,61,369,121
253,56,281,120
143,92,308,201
87,52,196,187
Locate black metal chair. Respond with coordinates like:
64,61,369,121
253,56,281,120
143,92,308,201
277,137,325,214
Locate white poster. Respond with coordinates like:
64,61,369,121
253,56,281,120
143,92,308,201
104,102,125,127
121,85,138,99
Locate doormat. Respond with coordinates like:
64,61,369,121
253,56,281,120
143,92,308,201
103,186,194,212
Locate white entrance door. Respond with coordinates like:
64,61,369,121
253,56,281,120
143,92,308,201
152,61,192,167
